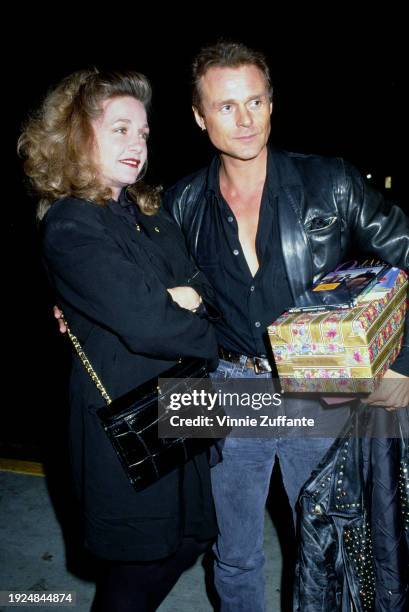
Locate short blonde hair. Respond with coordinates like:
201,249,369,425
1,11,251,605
18,69,161,219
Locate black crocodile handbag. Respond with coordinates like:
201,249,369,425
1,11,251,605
64,317,226,491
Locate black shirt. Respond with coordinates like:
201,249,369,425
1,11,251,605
117,188,175,277
199,151,294,358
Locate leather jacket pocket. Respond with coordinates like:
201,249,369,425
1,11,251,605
305,216,341,272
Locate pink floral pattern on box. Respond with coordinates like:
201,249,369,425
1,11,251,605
268,270,408,389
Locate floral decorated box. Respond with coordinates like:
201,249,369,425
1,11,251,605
267,270,408,393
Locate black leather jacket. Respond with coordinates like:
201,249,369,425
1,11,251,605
163,148,409,370
294,407,409,612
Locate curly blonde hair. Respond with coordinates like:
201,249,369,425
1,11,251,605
18,69,161,219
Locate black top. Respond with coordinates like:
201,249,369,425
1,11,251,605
201,152,294,358
118,189,212,319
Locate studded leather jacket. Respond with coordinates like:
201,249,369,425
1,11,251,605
294,407,409,612
163,147,409,372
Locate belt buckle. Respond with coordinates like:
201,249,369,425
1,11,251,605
253,357,271,375
253,358,261,374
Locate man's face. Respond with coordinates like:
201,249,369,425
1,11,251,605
194,64,272,162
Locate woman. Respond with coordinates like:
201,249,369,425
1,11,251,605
18,69,219,611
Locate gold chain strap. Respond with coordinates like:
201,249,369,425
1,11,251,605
61,312,112,405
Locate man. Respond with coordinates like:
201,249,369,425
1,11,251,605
163,41,409,612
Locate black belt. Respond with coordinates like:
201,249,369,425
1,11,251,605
218,347,272,375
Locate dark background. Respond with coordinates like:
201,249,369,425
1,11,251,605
5,16,407,459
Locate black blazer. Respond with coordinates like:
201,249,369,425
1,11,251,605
42,194,219,561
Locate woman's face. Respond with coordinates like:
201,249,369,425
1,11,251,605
92,96,149,199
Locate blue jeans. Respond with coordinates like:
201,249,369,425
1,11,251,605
210,359,350,612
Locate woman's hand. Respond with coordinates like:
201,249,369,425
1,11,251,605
53,306,67,333
167,286,202,312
